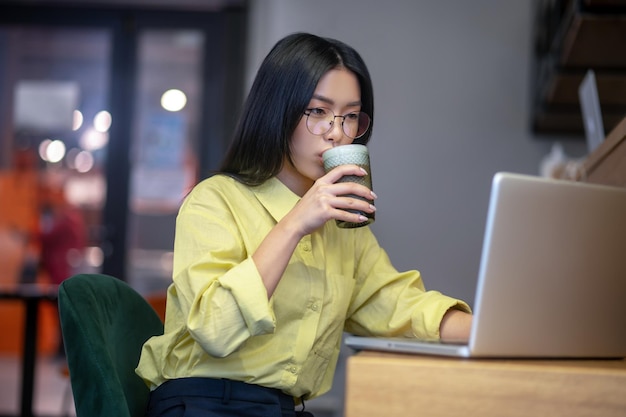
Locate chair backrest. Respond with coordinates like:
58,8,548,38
58,273,164,417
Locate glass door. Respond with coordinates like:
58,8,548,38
0,5,247,295
0,26,111,287
0,5,246,415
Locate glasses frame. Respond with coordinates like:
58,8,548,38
303,107,371,139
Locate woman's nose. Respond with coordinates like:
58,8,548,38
325,119,346,142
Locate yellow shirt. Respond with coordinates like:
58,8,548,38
136,175,470,399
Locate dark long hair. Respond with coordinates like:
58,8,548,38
219,32,374,185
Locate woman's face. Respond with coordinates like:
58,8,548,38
278,67,363,196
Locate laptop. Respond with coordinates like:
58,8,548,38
345,172,626,358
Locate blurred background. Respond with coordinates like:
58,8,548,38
1,0,625,416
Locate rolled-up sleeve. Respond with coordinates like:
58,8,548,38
345,228,471,341
173,182,276,357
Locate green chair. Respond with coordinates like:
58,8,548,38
58,273,164,417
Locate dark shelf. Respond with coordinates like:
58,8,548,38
532,0,626,136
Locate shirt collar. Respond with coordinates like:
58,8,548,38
252,177,300,222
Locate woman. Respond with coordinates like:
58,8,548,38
137,32,472,417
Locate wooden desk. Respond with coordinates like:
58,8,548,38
345,351,626,417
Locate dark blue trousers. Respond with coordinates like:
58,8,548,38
146,377,299,417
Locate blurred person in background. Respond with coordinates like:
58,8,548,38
38,174,87,357
38,174,86,286
0,148,41,284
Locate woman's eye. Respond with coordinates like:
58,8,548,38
309,107,328,117
345,113,359,121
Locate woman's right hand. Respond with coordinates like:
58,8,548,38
284,164,377,237
253,164,376,297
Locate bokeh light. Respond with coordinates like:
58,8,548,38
79,128,109,151
161,89,187,112
73,110,84,131
93,110,112,132
39,138,66,163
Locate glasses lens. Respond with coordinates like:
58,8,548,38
305,108,371,138
306,108,333,135
343,112,370,138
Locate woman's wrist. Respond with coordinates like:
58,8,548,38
439,309,473,343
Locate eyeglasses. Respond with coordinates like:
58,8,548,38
303,107,371,139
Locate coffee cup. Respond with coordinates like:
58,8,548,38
322,144,375,228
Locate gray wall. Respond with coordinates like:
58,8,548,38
246,0,588,306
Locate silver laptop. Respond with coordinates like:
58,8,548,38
345,172,626,358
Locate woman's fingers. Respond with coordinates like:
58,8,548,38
318,164,367,184
285,165,377,234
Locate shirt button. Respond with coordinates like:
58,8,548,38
302,243,311,252
311,304,319,311
290,366,297,374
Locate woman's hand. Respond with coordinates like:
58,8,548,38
284,164,377,237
